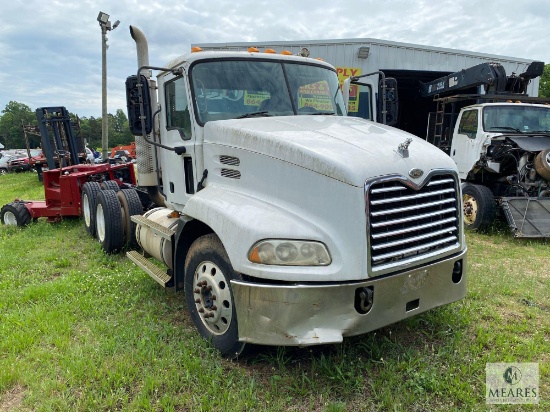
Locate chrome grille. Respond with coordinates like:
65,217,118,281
367,174,460,270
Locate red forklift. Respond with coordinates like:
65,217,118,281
1,107,144,252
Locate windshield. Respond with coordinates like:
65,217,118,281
190,59,346,124
483,105,550,133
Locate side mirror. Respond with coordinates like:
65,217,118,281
377,77,398,126
342,77,351,111
125,75,153,135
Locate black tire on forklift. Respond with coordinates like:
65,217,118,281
100,180,120,192
0,202,32,226
117,189,143,249
461,183,496,230
81,181,101,237
96,189,124,254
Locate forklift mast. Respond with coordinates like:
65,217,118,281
36,107,84,170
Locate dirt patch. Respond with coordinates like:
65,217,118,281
0,385,26,412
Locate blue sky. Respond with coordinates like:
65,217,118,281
1,0,549,118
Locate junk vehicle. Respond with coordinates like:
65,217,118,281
195,39,550,237
345,63,550,237
2,26,468,358
413,62,550,237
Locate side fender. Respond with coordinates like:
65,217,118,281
182,185,327,274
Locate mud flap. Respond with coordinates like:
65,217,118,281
500,197,550,238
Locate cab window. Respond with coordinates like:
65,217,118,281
165,77,192,140
458,110,478,137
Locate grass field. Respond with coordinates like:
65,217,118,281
0,172,548,411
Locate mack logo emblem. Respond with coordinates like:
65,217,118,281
409,168,424,178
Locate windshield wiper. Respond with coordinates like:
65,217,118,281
487,126,522,132
528,130,550,134
307,112,336,116
236,111,270,119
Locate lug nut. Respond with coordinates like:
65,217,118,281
195,299,201,303
211,305,217,311
194,288,200,294
211,295,217,300
198,308,205,313
206,285,212,291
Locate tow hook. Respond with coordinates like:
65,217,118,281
355,286,374,314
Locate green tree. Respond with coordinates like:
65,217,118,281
539,64,550,98
0,101,37,149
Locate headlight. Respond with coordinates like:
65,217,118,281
248,240,331,266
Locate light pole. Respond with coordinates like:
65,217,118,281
97,11,119,161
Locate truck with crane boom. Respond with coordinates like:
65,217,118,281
342,61,550,237
1,25,468,358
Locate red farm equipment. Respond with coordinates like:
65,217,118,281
1,107,144,252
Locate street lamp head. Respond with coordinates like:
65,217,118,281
112,20,120,30
97,11,109,24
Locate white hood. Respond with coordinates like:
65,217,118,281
204,116,457,186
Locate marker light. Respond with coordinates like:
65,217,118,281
248,240,331,266
281,50,292,55
191,47,203,53
264,48,276,54
248,47,259,53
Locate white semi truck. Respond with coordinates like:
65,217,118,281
82,26,468,358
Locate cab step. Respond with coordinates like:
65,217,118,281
127,250,172,287
131,214,175,239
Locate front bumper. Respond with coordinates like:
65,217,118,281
232,248,467,346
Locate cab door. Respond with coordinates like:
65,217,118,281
450,108,483,179
158,73,197,209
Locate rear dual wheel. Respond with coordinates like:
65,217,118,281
82,182,101,236
96,190,124,254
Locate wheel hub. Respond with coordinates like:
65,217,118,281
96,204,105,241
3,211,17,225
83,194,91,226
193,261,233,335
462,194,478,225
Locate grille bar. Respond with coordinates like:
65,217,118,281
367,174,460,270
371,217,457,239
371,198,456,217
370,188,456,205
372,236,459,262
371,207,457,228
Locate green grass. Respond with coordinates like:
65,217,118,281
0,172,548,411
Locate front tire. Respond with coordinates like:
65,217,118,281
1,202,32,226
184,234,247,358
462,183,496,230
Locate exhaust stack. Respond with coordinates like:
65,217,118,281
129,25,157,189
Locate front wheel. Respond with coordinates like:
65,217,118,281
462,183,496,230
184,233,247,358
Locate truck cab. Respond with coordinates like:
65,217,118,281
447,102,550,234
121,26,467,357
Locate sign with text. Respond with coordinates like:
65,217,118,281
336,67,361,113
486,363,539,404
